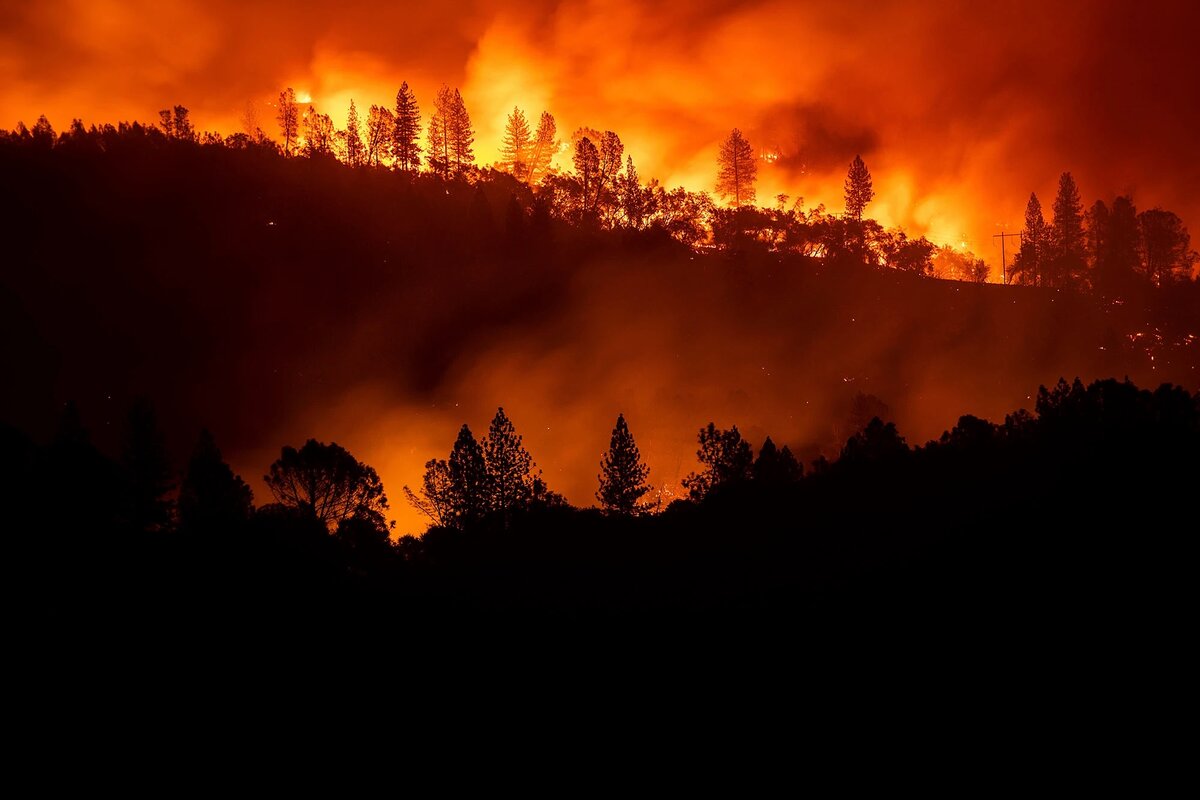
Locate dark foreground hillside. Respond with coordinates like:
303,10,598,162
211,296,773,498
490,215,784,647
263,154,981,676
5,378,1196,662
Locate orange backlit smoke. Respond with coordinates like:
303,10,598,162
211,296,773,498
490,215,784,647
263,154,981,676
4,0,1197,533
5,0,1199,270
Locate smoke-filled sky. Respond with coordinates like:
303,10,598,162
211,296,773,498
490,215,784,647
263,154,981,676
4,0,1199,273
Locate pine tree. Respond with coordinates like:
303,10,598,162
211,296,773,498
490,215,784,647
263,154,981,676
840,418,909,464
31,114,55,147
596,413,651,516
364,104,394,166
302,106,335,157
427,84,453,176
595,130,624,211
1088,197,1149,293
158,106,193,142
393,81,422,173
448,424,487,526
681,423,753,501
844,154,874,220
483,408,534,516
1048,171,1084,287
574,136,600,217
173,106,194,141
526,111,558,185
1013,192,1048,286
752,436,802,484
158,108,175,140
500,106,532,179
240,99,263,141
449,89,475,176
1139,209,1195,284
571,125,602,150
344,99,364,166
178,429,254,538
277,87,300,157
716,128,757,208
1085,199,1110,280
618,155,644,228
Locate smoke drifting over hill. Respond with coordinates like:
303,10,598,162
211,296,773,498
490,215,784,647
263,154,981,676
3,143,1194,534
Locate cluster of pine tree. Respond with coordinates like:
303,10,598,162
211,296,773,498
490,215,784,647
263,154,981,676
4,90,1195,289
403,408,563,530
1012,173,1196,289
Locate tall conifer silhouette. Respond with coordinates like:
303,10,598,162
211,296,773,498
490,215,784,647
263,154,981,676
393,81,422,172
597,414,651,516
716,128,756,208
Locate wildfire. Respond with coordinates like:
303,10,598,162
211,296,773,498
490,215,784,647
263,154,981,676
1126,327,1198,371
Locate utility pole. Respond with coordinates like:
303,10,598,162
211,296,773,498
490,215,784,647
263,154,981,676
993,231,1022,284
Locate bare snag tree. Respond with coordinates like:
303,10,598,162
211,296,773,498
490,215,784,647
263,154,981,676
277,87,299,157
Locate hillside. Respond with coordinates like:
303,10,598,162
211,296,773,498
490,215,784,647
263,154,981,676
2,141,1197,532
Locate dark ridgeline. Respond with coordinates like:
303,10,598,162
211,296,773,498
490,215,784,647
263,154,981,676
3,99,1195,283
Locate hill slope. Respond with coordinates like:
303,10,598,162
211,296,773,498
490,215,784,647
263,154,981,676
2,143,1197,531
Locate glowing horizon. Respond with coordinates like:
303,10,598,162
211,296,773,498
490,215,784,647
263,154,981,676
5,1,1198,282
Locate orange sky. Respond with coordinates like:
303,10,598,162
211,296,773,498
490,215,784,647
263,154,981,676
4,0,1199,276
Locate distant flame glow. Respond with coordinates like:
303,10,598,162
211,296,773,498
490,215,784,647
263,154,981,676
0,1,1193,284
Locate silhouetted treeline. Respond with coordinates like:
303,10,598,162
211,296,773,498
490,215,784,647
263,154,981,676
5,378,1196,637
1011,172,1197,289
3,132,1197,475
4,109,1193,290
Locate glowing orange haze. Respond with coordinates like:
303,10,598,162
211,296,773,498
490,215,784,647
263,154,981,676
5,1,1198,267
4,0,1198,532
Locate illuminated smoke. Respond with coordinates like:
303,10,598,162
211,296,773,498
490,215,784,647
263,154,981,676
4,1,1199,270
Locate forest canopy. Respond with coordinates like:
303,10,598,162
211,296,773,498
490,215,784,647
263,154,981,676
5,97,1195,288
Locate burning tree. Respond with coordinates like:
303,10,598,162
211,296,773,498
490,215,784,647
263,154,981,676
276,87,300,157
